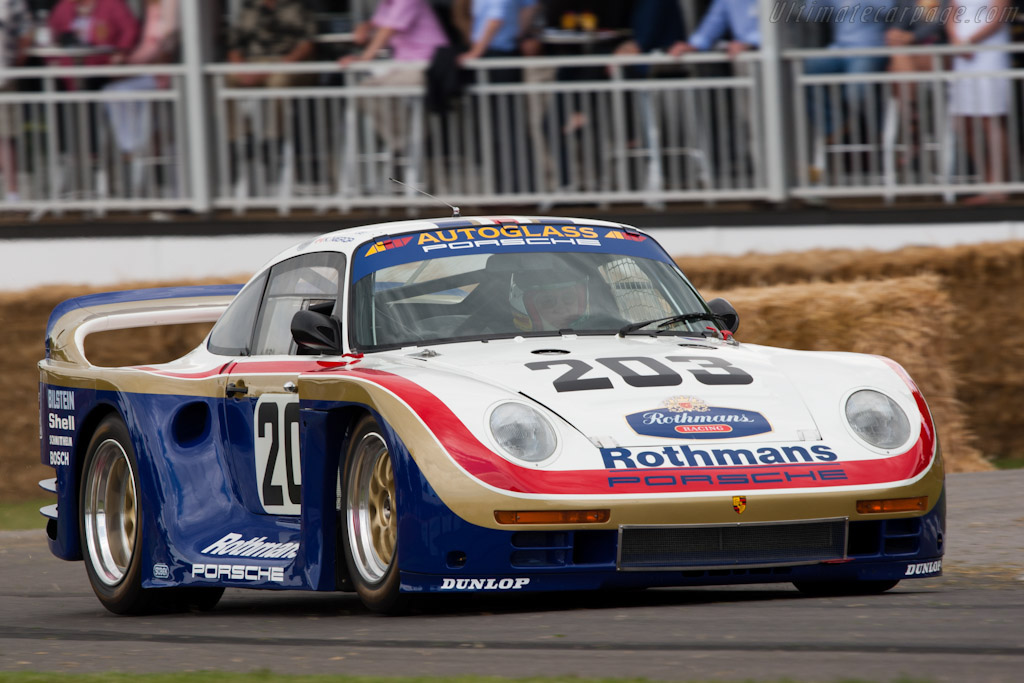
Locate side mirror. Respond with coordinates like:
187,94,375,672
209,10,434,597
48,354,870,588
707,297,739,334
291,309,343,355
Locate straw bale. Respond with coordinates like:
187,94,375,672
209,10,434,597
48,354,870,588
0,278,239,504
681,240,1024,461
709,275,989,473
0,260,1002,503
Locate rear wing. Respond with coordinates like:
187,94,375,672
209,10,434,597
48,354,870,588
44,285,243,367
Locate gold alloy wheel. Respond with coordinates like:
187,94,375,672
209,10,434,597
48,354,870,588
346,432,396,583
83,438,138,586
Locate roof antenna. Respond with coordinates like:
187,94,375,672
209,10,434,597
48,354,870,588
389,177,460,217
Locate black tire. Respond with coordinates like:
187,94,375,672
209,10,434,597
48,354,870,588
793,579,900,597
79,415,223,614
340,415,408,614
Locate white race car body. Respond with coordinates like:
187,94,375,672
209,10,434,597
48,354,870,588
39,216,944,614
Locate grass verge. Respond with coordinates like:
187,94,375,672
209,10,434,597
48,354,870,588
993,457,1024,470
0,499,48,532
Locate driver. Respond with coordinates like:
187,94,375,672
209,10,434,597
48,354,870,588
510,269,590,331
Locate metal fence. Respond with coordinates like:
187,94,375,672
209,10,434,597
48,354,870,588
1,43,1023,217
789,43,1024,203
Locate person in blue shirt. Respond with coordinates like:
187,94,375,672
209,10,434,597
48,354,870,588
459,0,537,63
458,0,539,193
804,0,895,137
668,0,760,60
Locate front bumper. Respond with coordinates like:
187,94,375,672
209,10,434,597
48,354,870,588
398,490,945,593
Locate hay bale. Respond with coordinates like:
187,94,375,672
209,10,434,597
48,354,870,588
710,275,988,472
0,277,242,504
680,240,1024,462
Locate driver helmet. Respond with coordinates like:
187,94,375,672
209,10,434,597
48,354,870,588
509,268,589,331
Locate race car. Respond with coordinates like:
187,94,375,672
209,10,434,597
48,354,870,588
38,216,945,615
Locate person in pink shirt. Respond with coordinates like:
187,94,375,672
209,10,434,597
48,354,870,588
340,0,449,69
339,0,449,153
48,0,139,82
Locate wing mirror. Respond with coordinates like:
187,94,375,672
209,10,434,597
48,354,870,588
291,310,343,355
707,297,739,334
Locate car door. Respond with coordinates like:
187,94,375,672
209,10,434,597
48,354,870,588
221,252,346,517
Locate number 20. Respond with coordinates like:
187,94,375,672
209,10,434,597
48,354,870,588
254,395,302,514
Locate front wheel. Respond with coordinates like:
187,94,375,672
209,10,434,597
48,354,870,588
793,580,900,597
340,415,407,614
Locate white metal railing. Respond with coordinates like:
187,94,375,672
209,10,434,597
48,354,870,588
1,43,1023,216
0,64,188,217
204,52,767,215
788,43,1024,202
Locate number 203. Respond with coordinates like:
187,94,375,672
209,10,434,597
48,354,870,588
525,355,753,392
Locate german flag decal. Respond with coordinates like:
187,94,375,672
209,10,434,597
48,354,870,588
366,236,414,256
603,230,646,241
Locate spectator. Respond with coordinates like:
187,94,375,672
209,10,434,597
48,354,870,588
804,0,894,139
459,0,538,65
613,0,686,59
668,0,760,179
450,0,471,49
947,0,1012,204
338,0,448,152
459,0,539,193
669,0,760,60
339,0,447,74
226,0,316,149
102,0,178,191
884,0,948,169
48,0,139,88
886,0,947,72
227,0,315,88
0,0,30,202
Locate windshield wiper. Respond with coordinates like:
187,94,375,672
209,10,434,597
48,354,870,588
617,312,722,337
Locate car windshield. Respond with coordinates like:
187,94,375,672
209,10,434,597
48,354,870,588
350,230,711,350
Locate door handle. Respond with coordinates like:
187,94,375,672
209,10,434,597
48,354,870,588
226,382,248,398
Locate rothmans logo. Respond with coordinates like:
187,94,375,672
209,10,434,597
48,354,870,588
625,396,772,440
201,533,299,560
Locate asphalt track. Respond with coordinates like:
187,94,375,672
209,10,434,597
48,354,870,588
2,471,1022,682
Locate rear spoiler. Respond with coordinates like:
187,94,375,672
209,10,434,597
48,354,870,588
44,285,243,367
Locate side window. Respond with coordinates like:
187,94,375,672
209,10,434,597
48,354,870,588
251,253,346,356
207,273,269,356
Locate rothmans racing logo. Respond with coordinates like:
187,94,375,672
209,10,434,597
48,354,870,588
626,396,773,439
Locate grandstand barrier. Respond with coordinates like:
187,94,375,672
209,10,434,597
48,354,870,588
0,44,1022,216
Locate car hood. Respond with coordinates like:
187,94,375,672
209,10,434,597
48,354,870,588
381,335,827,448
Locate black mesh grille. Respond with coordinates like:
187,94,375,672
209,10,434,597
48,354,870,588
618,519,847,570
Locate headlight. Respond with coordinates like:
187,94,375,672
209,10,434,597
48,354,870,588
845,390,911,449
488,402,558,463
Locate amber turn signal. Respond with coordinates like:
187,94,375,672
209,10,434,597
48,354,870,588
856,496,928,514
494,509,610,524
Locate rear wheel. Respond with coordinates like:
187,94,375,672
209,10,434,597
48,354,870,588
80,416,223,614
341,415,407,614
793,580,900,596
